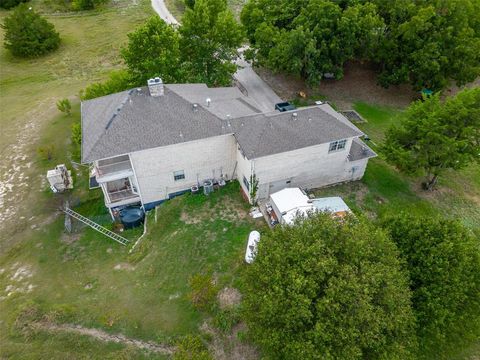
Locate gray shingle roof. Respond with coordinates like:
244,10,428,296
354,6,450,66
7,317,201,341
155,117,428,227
81,86,226,163
81,84,364,163
348,138,377,161
230,107,363,158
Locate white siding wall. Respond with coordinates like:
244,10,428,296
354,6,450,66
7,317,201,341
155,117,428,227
130,135,236,204
253,138,364,200
235,145,252,200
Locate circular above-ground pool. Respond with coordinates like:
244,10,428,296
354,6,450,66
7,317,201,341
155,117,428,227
120,207,145,229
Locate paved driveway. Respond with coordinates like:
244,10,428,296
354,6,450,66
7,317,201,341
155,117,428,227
234,52,283,113
151,0,179,25
149,2,282,113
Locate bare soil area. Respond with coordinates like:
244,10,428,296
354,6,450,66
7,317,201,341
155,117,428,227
256,61,478,109
201,321,259,360
217,287,242,310
34,322,175,354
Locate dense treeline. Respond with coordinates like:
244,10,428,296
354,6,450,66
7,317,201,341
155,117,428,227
241,0,480,90
0,0,28,10
243,213,480,359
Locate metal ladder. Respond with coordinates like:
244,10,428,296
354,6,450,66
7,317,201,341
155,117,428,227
63,208,130,246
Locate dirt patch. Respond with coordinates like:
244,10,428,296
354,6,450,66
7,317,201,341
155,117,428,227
1,263,36,299
257,62,418,109
217,287,242,310
201,321,259,360
415,183,454,201
257,62,480,110
181,197,249,225
354,183,369,204
10,265,34,282
113,262,135,271
465,193,480,207
34,322,175,354
181,210,202,225
0,99,58,224
61,232,82,244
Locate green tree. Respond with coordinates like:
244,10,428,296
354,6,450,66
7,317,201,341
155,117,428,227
242,213,417,359
241,0,480,90
81,70,131,100
242,0,383,85
2,4,61,57
56,98,71,116
72,0,94,10
184,0,195,8
121,16,184,86
0,0,28,10
382,214,480,358
372,0,480,90
179,0,244,86
382,88,480,190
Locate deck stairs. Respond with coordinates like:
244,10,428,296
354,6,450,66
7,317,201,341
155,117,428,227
63,208,130,246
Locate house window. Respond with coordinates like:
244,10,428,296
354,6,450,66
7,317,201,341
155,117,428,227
173,170,185,181
329,139,347,153
243,175,250,190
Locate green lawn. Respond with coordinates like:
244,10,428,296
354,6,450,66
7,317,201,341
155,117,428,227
1,0,478,356
0,182,264,358
313,102,480,232
0,0,153,250
0,0,153,147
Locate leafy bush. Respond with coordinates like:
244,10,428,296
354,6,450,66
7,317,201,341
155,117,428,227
242,213,417,359
183,0,194,8
72,0,93,10
56,98,72,115
71,122,81,145
173,335,213,360
213,308,240,333
188,273,218,311
382,214,480,358
0,0,28,10
71,0,106,10
2,4,61,57
81,70,131,100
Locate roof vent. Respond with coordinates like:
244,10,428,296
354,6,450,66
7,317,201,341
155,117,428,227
206,98,211,107
193,103,199,112
292,112,298,121
147,77,164,97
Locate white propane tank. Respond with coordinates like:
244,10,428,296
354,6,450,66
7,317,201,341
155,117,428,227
245,230,261,264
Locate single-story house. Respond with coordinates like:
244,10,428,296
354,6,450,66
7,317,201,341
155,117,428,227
269,187,351,225
81,78,376,216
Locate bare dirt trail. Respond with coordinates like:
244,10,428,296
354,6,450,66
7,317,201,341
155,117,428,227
0,97,63,251
35,322,176,354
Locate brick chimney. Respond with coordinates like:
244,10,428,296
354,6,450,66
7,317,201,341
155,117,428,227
147,77,164,97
